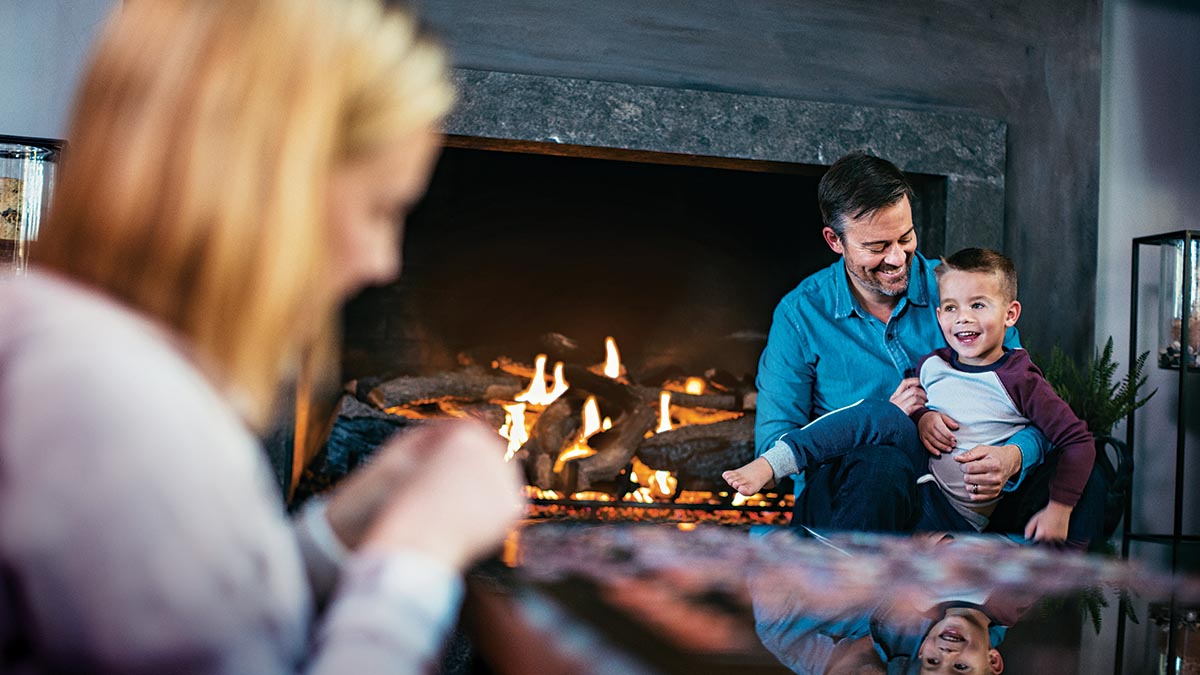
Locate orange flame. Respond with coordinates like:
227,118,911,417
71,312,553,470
516,355,569,405
552,396,604,472
651,470,678,498
603,336,621,379
656,391,673,433
685,377,705,395
499,402,528,461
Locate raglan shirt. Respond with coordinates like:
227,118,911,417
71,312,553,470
911,348,1094,530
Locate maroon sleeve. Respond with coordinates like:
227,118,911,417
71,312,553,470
997,351,1095,507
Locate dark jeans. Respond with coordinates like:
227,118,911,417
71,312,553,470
787,399,1107,547
788,400,927,532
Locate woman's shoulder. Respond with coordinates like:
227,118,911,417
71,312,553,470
0,271,254,465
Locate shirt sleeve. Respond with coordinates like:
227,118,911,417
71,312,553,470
293,500,349,608
307,551,464,675
1001,358,1096,506
754,299,818,460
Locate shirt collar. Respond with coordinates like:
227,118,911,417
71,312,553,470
832,251,934,319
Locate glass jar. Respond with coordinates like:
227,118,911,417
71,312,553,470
1159,237,1200,370
0,139,59,278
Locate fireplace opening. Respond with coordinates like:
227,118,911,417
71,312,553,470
299,140,947,519
343,142,946,383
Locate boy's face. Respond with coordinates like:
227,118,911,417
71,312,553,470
917,607,1004,673
935,269,1021,367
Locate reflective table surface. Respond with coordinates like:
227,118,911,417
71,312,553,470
466,524,1200,675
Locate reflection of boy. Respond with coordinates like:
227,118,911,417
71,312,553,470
724,248,1095,543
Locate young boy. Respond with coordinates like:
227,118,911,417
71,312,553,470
724,248,1095,542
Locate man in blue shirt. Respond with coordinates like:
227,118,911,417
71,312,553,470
755,151,1104,541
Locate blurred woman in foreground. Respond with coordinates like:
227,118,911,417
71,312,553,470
0,0,524,671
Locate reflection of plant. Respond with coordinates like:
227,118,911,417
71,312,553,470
1042,337,1155,435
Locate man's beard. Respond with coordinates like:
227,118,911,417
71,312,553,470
849,262,910,297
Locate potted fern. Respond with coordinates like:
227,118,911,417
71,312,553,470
1041,336,1156,539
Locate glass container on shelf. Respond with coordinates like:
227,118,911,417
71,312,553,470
1160,236,1200,369
0,137,61,279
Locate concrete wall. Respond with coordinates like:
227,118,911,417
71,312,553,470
420,0,1103,361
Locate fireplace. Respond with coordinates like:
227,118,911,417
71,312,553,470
283,69,1008,519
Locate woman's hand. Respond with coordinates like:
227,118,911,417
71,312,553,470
326,421,526,569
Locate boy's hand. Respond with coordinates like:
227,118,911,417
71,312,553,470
1024,500,1073,543
917,411,959,456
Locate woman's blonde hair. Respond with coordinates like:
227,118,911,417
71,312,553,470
37,0,454,429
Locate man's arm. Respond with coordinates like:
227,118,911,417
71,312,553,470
754,302,816,459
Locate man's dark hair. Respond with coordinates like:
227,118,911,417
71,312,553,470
817,151,915,237
935,247,1019,301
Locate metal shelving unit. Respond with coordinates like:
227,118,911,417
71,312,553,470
1115,230,1198,675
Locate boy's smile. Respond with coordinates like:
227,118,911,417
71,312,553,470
935,269,1021,367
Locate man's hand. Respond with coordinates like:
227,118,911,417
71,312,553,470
917,411,959,456
955,443,1022,501
1024,501,1073,543
888,377,927,415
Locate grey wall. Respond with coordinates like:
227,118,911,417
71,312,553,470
0,1,114,139
421,0,1102,360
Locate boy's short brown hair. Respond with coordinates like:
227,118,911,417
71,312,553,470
935,247,1018,302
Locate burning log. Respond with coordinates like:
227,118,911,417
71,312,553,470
367,368,524,409
568,404,658,492
634,416,756,491
517,397,581,489
632,386,752,412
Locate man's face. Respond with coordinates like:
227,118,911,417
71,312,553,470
823,195,917,305
916,607,1004,674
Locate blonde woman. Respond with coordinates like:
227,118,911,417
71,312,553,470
0,0,524,672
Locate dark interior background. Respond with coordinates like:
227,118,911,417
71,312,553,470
342,145,946,381
411,0,1102,362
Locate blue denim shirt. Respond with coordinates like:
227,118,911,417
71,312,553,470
754,252,1048,496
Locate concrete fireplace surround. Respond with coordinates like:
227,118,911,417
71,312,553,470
444,68,1007,255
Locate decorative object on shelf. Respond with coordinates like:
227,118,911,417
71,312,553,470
1160,236,1200,369
0,135,62,278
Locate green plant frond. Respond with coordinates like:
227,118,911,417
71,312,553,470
1040,336,1157,435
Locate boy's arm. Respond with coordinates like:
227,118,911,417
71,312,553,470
998,332,1049,491
1002,356,1096,506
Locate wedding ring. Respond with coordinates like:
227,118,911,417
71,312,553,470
971,483,979,494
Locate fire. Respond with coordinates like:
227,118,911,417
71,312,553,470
580,395,602,438
651,469,677,498
685,377,705,395
656,391,672,433
553,396,605,472
603,336,621,378
515,354,569,405
499,402,528,461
